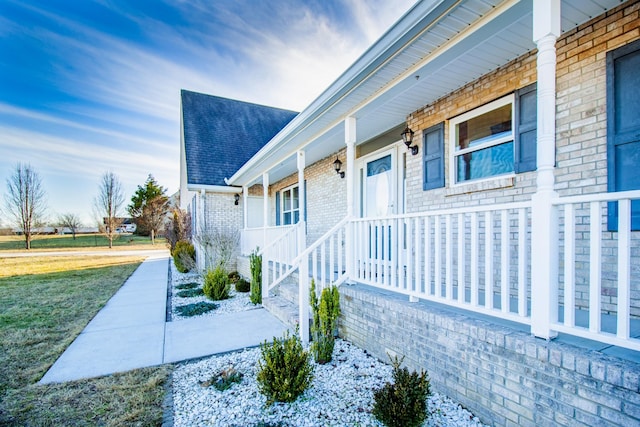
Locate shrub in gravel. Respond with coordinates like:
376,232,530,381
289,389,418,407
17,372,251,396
203,266,230,301
249,249,262,304
176,282,199,290
310,280,340,364
173,240,196,273
175,301,218,317
176,288,204,298
235,278,250,293
199,366,244,391
256,331,313,406
228,271,241,283
372,356,430,427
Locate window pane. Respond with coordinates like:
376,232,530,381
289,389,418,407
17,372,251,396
367,155,391,177
456,104,512,150
293,211,300,224
283,212,291,225
456,142,514,182
283,190,291,210
292,186,299,209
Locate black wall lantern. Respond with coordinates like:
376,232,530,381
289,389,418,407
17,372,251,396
234,193,240,205
333,156,345,178
401,126,418,155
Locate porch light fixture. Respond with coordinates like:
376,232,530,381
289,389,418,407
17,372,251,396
401,126,418,155
333,156,345,178
234,193,240,205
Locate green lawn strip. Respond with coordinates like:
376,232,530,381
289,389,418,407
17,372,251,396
0,257,171,426
0,234,160,251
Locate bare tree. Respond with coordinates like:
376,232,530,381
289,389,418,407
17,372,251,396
58,213,83,240
139,196,169,245
3,163,47,249
193,226,240,271
94,172,125,249
165,208,191,251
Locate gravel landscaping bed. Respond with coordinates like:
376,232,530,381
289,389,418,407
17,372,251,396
172,339,488,427
170,262,257,320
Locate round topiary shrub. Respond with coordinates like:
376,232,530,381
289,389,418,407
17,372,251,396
203,266,230,301
172,240,195,273
228,271,241,283
235,278,250,293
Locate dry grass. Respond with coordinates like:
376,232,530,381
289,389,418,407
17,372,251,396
0,233,168,251
0,255,172,426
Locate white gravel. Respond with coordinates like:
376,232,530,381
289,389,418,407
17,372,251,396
168,259,488,426
172,339,488,427
170,262,257,320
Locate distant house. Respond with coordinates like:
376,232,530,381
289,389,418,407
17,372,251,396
181,1,640,425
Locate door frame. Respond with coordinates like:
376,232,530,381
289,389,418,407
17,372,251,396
357,142,406,218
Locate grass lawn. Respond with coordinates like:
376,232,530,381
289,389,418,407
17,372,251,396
0,233,167,251
0,256,172,426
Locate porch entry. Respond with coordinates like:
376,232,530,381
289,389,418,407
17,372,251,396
358,144,406,262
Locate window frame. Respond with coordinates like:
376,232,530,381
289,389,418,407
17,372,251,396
448,94,516,186
279,184,299,226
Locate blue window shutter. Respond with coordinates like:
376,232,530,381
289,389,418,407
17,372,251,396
275,191,281,226
514,83,537,173
423,123,445,190
607,39,640,231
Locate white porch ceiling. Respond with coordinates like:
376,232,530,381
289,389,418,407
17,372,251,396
230,0,625,186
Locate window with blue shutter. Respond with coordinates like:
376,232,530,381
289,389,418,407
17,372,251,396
514,83,537,173
423,123,444,190
607,39,640,231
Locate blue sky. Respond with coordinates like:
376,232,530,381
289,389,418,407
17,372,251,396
0,0,414,225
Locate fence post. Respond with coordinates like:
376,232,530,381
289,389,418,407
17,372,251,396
299,259,310,345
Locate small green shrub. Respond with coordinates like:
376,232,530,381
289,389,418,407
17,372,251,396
228,271,241,283
256,331,314,406
175,301,218,317
372,356,431,427
176,288,204,298
203,266,230,301
249,248,262,304
176,282,199,290
310,280,340,364
235,278,250,293
173,240,195,273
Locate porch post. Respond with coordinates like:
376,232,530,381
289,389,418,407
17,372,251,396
198,188,206,271
297,150,310,345
242,186,248,230
345,117,356,279
262,172,269,301
530,0,560,340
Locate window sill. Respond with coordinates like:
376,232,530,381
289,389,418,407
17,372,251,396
445,176,515,197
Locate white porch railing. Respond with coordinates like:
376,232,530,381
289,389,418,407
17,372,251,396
551,190,640,350
261,222,304,294
241,224,297,255
351,202,533,325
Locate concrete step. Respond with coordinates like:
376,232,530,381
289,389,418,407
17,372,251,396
278,282,299,305
262,295,299,329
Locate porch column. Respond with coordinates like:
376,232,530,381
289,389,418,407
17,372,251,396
530,0,560,340
262,172,269,301
242,186,248,230
198,188,206,271
345,117,356,279
297,150,309,345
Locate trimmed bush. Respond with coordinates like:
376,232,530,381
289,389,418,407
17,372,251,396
199,366,244,391
256,331,313,406
176,288,204,298
173,240,195,273
228,271,241,283
310,280,341,364
175,301,218,317
249,248,262,304
372,356,431,427
235,278,250,293
203,266,230,301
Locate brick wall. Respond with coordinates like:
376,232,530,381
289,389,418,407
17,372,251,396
200,191,243,271
340,284,640,427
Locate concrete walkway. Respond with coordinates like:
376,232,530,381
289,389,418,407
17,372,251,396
40,255,288,384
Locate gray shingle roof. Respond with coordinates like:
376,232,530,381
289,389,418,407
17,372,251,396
181,90,298,187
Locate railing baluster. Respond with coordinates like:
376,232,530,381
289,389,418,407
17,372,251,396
501,210,508,313
617,199,631,339
518,208,527,317
589,201,602,333
321,239,327,289
435,215,442,298
564,204,575,327
458,213,465,303
424,216,431,296
445,214,452,301
485,211,493,310
329,234,335,284
414,217,421,296
471,212,478,307
391,218,398,289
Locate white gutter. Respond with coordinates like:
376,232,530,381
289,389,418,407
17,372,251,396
187,183,242,194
